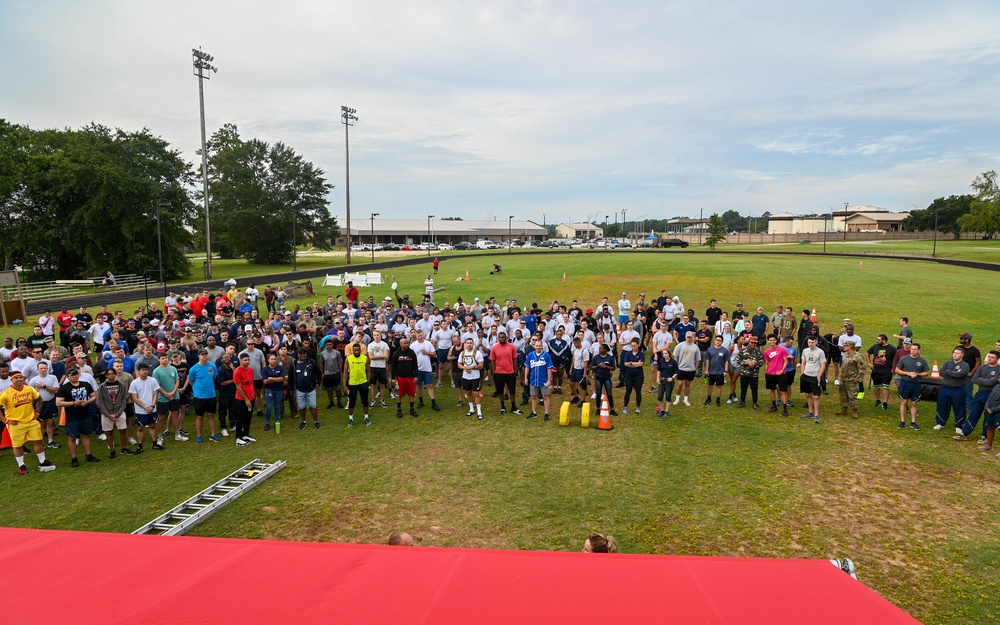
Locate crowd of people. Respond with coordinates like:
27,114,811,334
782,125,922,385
2,277,998,475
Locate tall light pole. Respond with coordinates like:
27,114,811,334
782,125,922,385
427,215,434,257
292,210,297,271
370,213,379,262
192,48,217,279
932,206,938,258
155,200,168,299
508,216,513,252
824,207,832,253
342,105,358,264
843,201,849,241
622,209,627,237
699,208,704,246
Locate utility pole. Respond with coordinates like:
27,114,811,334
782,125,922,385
843,202,849,241
192,48,217,279
155,200,168,299
371,213,379,263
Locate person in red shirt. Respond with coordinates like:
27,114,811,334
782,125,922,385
345,281,359,305
489,330,522,415
432,258,440,274
56,307,75,347
264,286,276,313
233,353,257,446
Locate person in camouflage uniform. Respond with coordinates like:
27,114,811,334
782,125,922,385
737,335,764,409
836,340,867,419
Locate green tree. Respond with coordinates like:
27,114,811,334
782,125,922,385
703,213,727,249
2,121,195,279
720,209,747,233
958,171,1000,239
201,124,337,264
903,195,972,239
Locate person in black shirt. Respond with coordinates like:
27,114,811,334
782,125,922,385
56,369,98,466
705,300,723,327
957,333,982,407
390,337,420,417
293,348,321,430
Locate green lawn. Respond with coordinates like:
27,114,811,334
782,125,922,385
719,237,1000,264
170,255,348,285
5,252,998,625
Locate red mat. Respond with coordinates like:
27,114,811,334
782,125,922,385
0,528,919,625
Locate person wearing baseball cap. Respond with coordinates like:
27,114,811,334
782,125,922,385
956,332,982,417
617,292,631,325
1,371,57,474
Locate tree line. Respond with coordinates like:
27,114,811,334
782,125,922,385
0,119,337,280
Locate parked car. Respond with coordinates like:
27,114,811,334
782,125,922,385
383,243,401,251
437,243,454,251
349,244,368,251
454,241,475,250
401,245,416,251
661,238,690,248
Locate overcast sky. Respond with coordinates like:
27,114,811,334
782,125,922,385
3,1,999,225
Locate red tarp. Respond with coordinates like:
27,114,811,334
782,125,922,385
0,528,919,625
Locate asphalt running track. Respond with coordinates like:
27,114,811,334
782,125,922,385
21,250,1000,316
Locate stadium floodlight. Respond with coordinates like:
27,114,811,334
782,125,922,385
342,105,358,264
193,47,218,279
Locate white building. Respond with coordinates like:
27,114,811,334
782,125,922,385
340,219,547,245
767,206,908,234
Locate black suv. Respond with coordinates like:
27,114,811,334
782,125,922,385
661,238,690,248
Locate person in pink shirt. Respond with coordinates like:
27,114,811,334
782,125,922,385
762,336,791,416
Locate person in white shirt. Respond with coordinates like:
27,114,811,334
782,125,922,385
431,321,456,387
410,330,440,411
459,338,484,419
617,292,632,325
90,320,111,352
31,362,61,448
366,331,390,407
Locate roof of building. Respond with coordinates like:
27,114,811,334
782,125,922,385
346,219,545,236
557,222,602,229
844,212,910,222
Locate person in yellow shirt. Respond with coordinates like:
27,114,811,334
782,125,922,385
343,343,371,427
0,372,57,474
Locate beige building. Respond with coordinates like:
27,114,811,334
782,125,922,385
555,222,603,239
767,206,908,234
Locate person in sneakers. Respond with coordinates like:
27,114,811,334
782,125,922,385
293,348,321,430
590,343,617,416
459,337,485,419
129,363,164,452
671,332,701,407
29,362,60,449
979,379,1000,455
621,337,645,414
799,336,827,424
319,339,344,410
152,353,184,442
188,349,220,443
568,336,589,407
937,347,970,437
411,330,440,412
216,352,237,436
344,342,371,427
704,336,729,407
654,346,678,418
737,336,763,409
866,335,896,411
524,337,554,421
894,342,929,429
367,330,390,409
56,369,99,467
261,354,286,432
96,367,130,457
762,336,791,416
390,337,420,418
835,340,867,420
490,330,521,415
962,350,1000,444
0,372,57,474
233,353,257,445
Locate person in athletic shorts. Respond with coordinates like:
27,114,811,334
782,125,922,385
28,361,60,449
129,363,163,452
344,342,371,427
319,340,344,409
782,335,798,409
367,330,390,408
1,371,57,473
188,348,220,443
671,332,701,407
799,336,827,424
459,338,485,419
489,330,521,415
390,337,420,417
97,367,130,457
704,336,728,407
569,335,589,406
866,335,896,412
762,336,791,415
895,342,929,429
655,347,678,419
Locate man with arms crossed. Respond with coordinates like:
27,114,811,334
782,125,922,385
188,349,220,443
459,338,485,419
129,363,163,452
671,332,701,407
895,343,929,430
524,337,554,421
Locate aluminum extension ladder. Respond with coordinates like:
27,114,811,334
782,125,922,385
132,459,286,536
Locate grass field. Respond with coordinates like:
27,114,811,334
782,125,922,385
4,252,998,625
720,237,1000,264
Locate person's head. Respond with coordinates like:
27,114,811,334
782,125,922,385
9,371,25,389
899,317,908,326
158,353,169,365
399,337,410,351
325,340,335,351
807,336,818,348
351,343,361,357
714,335,723,346
112,358,124,374
31,346,43,360
497,331,507,344
877,334,888,346
630,337,640,349
987,350,1000,365
952,347,965,362
105,367,117,382
239,353,250,367
748,335,759,347
685,331,695,343
844,324,855,335
583,533,618,554
910,342,921,356
959,332,973,346
267,353,277,366
843,340,856,352
533,338,543,353
783,336,794,348
766,336,777,346
598,343,608,355
36,362,48,376
387,531,414,546
297,348,308,361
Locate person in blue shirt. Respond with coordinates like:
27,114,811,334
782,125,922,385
523,309,538,336
524,338,554,421
704,336,730,407
621,337,645,414
548,327,570,394
782,336,798,410
188,349,220,443
262,353,287,431
590,343,618,417
751,307,770,338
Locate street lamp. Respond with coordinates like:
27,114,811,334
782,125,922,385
342,105,358,264
370,213,379,263
699,208,703,246
843,201,849,241
192,48,217,279
292,210,297,271
427,215,434,257
508,216,513,252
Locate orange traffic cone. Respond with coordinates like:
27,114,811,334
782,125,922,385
859,261,864,268
562,272,567,282
931,361,940,378
0,426,11,449
810,308,817,323
59,408,66,426
597,394,614,431
465,270,470,282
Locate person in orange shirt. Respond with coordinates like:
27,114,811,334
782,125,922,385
0,372,57,475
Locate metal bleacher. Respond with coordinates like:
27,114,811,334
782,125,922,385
1,273,154,303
